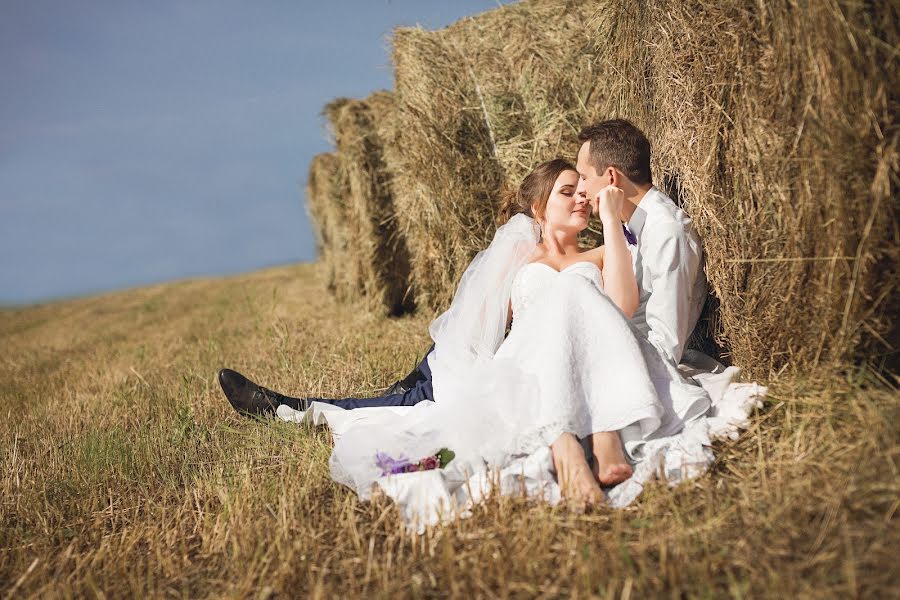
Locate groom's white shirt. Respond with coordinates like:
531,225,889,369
626,186,707,365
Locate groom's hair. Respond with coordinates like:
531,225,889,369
578,119,652,185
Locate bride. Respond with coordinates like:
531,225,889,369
327,158,711,512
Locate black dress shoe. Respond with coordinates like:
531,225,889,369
218,368,305,416
383,380,411,396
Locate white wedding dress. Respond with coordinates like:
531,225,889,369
278,215,767,531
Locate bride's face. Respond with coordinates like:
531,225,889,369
536,170,587,232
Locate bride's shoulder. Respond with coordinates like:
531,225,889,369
582,245,605,268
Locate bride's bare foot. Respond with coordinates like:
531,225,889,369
590,431,633,486
551,433,605,506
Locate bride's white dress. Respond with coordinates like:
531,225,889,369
277,215,767,531
493,259,710,455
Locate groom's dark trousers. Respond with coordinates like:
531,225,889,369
304,345,435,409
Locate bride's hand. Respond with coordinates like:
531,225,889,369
592,185,624,224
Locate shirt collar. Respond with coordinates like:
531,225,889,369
626,185,659,240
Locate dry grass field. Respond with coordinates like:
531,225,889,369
1,263,897,598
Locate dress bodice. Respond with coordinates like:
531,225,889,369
511,261,604,318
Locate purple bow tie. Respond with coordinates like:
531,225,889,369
623,224,637,246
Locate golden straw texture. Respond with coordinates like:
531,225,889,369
371,0,897,377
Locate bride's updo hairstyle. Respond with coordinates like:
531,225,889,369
497,158,576,225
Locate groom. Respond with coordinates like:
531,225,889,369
219,119,706,415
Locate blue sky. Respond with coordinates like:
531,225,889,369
0,0,503,305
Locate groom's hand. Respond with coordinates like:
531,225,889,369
593,185,625,224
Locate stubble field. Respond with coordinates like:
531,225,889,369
1,264,897,598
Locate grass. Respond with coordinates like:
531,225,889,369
1,263,897,598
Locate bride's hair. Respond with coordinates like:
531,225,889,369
497,158,576,225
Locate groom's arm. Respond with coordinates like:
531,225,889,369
642,222,702,364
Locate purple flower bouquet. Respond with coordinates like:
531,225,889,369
375,448,455,476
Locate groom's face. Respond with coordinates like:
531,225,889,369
575,141,611,203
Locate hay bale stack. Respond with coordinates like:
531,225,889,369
644,0,898,376
305,0,893,374
385,0,895,376
305,152,355,297
324,92,414,315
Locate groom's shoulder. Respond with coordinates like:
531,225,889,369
645,188,695,232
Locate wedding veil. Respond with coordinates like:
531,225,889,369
427,213,540,378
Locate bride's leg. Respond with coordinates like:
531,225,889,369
589,431,633,486
550,432,604,505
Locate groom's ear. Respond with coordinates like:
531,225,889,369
607,167,619,187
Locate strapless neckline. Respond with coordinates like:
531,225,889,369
524,260,600,274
